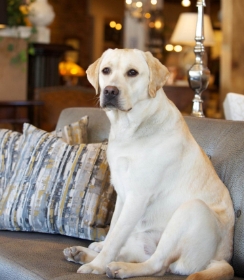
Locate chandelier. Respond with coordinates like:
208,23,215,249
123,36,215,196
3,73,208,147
125,0,164,20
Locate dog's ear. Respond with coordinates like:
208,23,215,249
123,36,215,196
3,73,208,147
86,49,112,94
144,51,170,98
86,57,102,94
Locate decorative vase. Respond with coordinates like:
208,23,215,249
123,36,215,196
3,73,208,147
28,0,55,27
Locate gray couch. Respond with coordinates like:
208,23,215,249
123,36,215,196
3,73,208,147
0,107,244,280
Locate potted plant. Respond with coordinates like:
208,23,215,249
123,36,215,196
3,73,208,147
0,0,36,65
0,0,36,38
7,0,27,27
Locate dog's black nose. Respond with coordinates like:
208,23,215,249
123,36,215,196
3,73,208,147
104,86,119,96
102,86,120,109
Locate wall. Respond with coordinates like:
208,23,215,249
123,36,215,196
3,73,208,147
48,0,93,69
0,38,27,100
221,0,244,105
88,0,124,61
48,0,124,66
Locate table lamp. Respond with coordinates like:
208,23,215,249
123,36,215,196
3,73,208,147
170,1,215,117
170,13,215,47
59,61,85,86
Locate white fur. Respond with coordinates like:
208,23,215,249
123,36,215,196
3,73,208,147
64,49,235,279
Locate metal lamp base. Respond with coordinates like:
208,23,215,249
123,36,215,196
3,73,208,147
187,0,210,118
191,95,205,117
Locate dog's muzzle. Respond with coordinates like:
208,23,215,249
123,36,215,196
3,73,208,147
101,86,120,109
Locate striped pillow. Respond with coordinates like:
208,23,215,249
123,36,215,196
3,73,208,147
0,130,22,200
0,124,115,241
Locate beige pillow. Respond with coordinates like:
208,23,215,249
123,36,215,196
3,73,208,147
53,115,89,144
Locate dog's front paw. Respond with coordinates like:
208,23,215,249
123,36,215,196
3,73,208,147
63,246,86,264
77,263,106,274
63,246,98,264
106,262,131,279
88,241,104,253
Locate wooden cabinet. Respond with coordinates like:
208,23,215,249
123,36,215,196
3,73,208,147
0,100,44,132
164,85,209,115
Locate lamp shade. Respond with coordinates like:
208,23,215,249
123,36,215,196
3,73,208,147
0,0,8,28
170,13,215,46
59,61,85,77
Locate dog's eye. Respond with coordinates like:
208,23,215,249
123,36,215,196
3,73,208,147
102,67,111,75
127,69,138,77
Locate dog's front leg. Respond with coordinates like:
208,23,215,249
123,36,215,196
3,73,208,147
77,194,148,274
89,196,123,253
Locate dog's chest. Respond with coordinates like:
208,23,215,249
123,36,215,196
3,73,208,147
106,138,166,199
107,145,130,177
106,141,138,192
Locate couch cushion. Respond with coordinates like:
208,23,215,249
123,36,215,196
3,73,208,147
184,116,244,278
0,124,115,241
0,231,186,280
1,231,243,280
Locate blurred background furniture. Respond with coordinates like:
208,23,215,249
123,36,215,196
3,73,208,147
34,86,97,131
28,43,73,100
32,84,209,132
164,85,208,115
0,100,44,132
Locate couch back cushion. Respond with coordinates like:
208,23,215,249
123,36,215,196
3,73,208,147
56,108,110,143
185,116,244,277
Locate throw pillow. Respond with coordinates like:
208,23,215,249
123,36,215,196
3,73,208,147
0,123,115,241
0,129,22,200
53,115,89,144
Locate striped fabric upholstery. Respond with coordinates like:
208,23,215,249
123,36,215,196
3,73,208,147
0,130,22,200
0,117,88,200
0,124,115,241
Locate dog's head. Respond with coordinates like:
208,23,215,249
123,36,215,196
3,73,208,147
86,49,169,111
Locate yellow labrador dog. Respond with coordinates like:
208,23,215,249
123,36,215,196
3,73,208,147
64,49,235,280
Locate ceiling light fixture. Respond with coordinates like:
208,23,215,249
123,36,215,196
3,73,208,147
181,0,191,7
110,21,116,28
115,23,122,30
125,0,163,20
165,44,174,51
136,1,143,8
174,45,183,52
